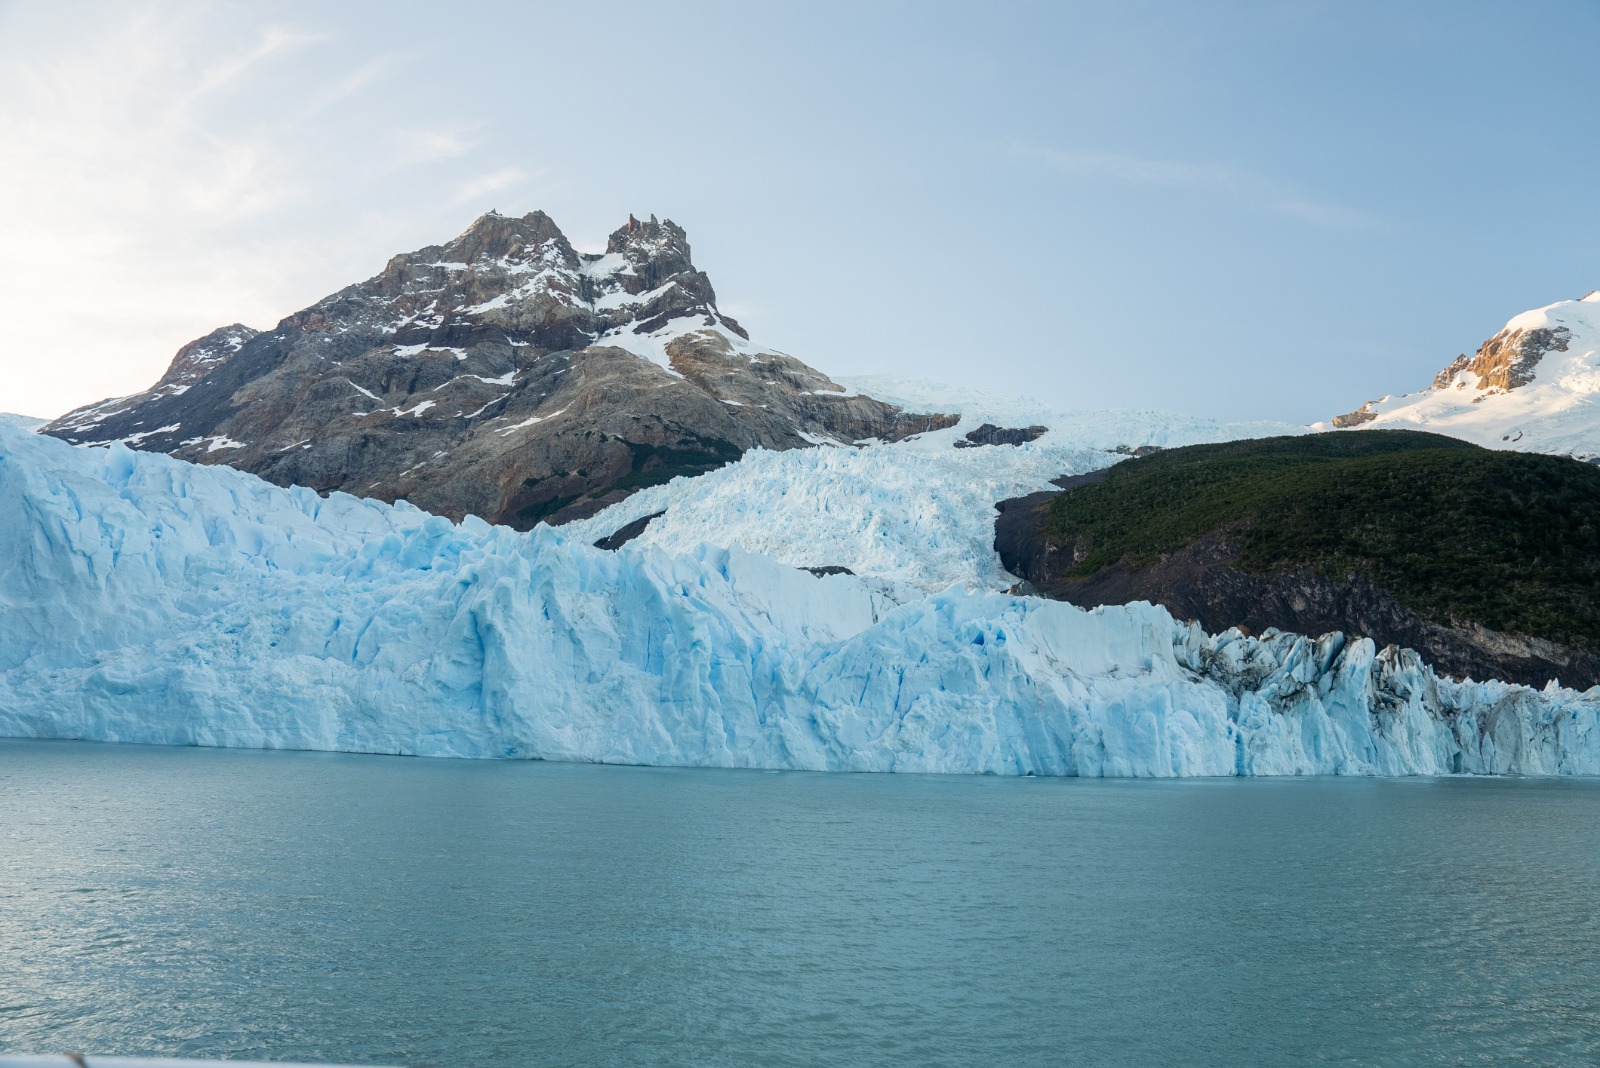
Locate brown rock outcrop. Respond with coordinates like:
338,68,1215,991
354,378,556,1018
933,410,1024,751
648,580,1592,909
1456,325,1570,391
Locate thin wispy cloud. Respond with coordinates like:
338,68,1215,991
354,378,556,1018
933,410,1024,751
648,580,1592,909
189,24,323,98
449,167,535,207
302,53,407,115
397,125,483,165
1024,146,1375,229
0,2,558,417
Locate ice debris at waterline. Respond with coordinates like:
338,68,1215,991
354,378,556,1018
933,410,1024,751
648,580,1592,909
1,419,1597,776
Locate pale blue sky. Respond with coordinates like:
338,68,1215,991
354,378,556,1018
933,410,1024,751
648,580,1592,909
2,0,1596,422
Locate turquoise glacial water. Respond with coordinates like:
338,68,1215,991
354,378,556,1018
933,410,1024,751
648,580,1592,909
1,740,1599,1066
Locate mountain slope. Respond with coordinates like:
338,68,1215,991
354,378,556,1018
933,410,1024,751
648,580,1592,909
1327,292,1600,458
996,431,1600,688
41,212,953,526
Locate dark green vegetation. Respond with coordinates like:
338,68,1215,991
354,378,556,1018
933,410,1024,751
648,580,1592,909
1045,431,1600,650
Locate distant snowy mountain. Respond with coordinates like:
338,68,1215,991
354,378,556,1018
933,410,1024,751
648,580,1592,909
40,212,952,525
1325,292,1600,458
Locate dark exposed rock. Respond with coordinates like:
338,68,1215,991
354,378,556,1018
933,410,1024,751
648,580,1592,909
593,510,665,551
1048,469,1112,491
953,423,1048,448
43,211,955,528
994,481,1600,690
993,490,1072,584
802,565,856,577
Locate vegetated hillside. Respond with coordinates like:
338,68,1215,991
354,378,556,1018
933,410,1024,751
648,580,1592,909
996,430,1600,688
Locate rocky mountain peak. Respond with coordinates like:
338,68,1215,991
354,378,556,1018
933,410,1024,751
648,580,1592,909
43,210,955,527
449,209,567,264
605,213,689,266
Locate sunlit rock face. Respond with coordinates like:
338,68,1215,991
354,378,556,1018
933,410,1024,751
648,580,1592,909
41,211,953,526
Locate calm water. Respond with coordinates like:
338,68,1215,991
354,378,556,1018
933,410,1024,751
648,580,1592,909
2,742,1599,1066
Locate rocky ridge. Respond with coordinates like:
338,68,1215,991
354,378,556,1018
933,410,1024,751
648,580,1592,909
43,212,954,526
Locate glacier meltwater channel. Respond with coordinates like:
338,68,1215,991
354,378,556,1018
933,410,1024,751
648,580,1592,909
1,418,1597,776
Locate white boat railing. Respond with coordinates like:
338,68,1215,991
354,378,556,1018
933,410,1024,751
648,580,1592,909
0,1059,401,1068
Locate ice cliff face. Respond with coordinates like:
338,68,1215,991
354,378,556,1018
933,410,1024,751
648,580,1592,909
3,418,1595,776
40,212,952,526
1326,293,1600,458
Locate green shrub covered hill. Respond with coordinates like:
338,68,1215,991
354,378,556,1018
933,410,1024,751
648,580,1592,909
1044,430,1600,655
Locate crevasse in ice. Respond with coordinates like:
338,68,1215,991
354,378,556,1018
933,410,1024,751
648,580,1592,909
2,417,1596,776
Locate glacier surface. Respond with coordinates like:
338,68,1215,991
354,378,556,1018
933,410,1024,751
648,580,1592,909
566,381,1302,592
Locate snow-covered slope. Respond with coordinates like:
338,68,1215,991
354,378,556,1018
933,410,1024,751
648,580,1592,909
566,389,1301,592
1324,293,1600,458
3,418,1596,776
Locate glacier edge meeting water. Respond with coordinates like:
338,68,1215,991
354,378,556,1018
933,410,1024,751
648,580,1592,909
2,418,1598,777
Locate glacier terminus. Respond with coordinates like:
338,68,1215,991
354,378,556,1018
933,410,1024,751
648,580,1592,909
3,416,1595,777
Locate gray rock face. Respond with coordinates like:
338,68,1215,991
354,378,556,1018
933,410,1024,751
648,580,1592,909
592,511,665,551
952,423,1048,448
43,212,955,526
156,325,262,396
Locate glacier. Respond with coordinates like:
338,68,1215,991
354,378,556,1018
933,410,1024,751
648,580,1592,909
2,415,1599,776
565,378,1304,592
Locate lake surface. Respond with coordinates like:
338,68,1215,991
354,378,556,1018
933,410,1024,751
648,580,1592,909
2,741,1598,1066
